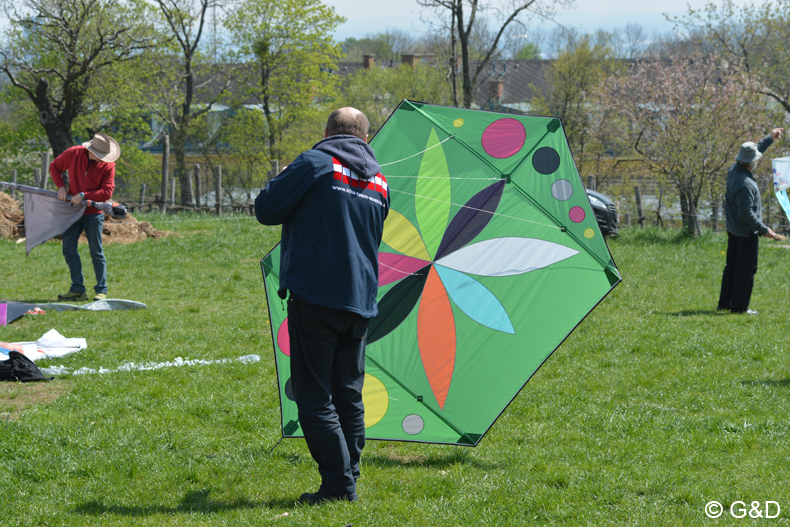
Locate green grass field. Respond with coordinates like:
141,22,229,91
2,215,790,526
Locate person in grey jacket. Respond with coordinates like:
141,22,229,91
717,128,784,314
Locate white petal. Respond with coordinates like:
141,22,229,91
435,237,578,277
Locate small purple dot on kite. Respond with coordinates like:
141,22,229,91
569,206,585,223
481,118,526,158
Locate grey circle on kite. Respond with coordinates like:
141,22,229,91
532,147,560,175
402,414,425,435
551,179,573,201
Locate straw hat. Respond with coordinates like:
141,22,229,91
82,133,121,163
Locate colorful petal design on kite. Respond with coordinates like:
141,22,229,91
417,266,456,409
379,253,431,287
434,265,514,334
415,128,452,259
436,237,579,277
369,265,430,344
435,180,505,260
382,209,431,261
370,129,580,413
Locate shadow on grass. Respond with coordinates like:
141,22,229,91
363,450,499,471
741,379,790,388
73,489,297,517
658,309,727,317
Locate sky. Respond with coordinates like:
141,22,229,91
322,0,750,42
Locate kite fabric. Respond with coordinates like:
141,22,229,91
0,299,147,325
261,101,622,446
772,157,790,222
0,181,128,255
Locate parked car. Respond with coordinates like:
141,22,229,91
586,189,619,236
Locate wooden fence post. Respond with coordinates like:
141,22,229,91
189,164,197,209
34,168,41,188
215,165,222,216
160,134,169,213
140,183,146,208
586,175,595,191
195,164,202,208
41,152,50,190
170,177,176,206
634,185,644,227
11,169,16,198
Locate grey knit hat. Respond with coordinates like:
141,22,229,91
735,142,762,163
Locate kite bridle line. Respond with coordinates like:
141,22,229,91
378,135,455,167
387,188,563,231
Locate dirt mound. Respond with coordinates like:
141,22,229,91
102,213,167,244
0,192,24,239
0,192,167,244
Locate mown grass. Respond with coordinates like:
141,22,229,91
2,217,790,526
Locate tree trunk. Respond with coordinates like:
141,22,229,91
679,188,701,236
36,79,73,158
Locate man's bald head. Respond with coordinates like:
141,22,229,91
326,107,370,140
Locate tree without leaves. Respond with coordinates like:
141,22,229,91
0,0,160,157
153,0,232,205
418,0,572,108
595,48,767,236
674,0,790,115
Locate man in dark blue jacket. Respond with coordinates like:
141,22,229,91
718,128,784,314
256,107,390,504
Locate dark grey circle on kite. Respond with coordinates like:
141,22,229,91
402,414,425,435
551,179,573,201
532,147,560,175
285,377,295,401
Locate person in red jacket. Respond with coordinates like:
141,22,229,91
49,133,120,301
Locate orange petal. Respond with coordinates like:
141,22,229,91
417,266,456,409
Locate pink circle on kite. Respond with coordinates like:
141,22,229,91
277,319,290,356
481,118,526,159
569,206,586,223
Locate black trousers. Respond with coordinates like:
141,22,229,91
718,231,759,312
287,294,369,499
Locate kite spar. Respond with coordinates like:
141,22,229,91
1,181,127,254
262,101,621,446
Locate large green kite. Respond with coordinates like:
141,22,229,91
262,100,621,446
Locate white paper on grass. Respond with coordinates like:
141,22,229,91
12,329,87,361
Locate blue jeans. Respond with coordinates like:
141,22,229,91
62,213,107,294
287,294,368,499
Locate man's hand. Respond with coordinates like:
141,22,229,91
765,229,786,241
772,128,784,140
70,192,84,206
57,186,68,202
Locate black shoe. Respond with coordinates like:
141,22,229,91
299,490,358,505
